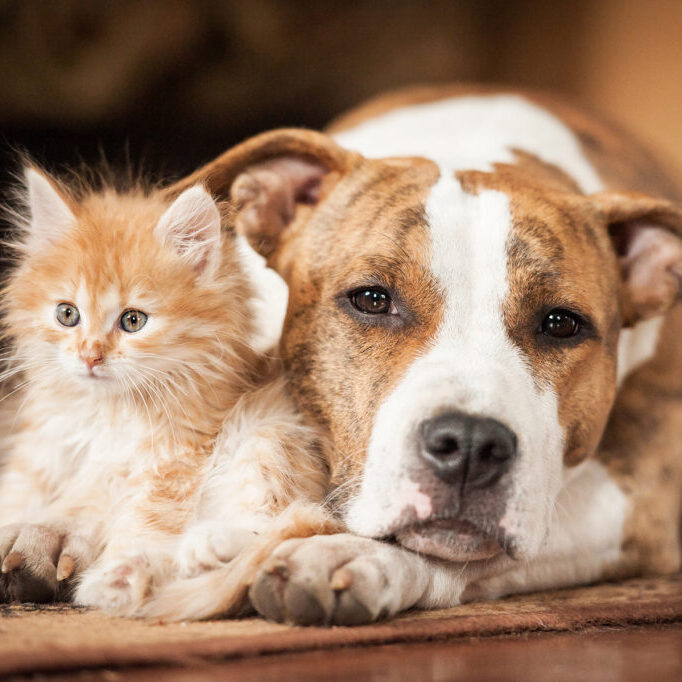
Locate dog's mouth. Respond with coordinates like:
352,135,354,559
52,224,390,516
393,518,505,562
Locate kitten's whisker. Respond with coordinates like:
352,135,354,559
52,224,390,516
135,366,195,430
137,372,181,452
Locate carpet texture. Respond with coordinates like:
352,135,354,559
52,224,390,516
1,575,681,677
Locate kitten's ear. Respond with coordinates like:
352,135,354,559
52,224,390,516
25,168,76,244
155,185,222,279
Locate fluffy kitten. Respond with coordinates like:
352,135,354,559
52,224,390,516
0,167,332,616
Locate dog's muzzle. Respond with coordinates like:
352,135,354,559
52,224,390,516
393,412,518,562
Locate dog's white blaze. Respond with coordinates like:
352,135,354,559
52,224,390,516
334,94,603,193
345,172,564,559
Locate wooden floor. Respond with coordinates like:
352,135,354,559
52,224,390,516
26,624,682,682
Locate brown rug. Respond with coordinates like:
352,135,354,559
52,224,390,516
1,575,681,677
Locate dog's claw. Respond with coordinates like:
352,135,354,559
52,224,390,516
263,557,290,579
56,554,75,582
330,566,353,591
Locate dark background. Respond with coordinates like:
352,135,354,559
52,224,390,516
1,0,681,191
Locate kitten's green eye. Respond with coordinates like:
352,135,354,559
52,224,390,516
56,303,80,327
119,309,148,333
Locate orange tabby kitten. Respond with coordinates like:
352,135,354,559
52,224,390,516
0,167,330,615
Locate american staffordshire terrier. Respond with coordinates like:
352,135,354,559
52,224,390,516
172,86,682,625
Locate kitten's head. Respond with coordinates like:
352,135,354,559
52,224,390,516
3,168,254,403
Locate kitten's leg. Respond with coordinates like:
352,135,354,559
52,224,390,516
74,464,199,614
176,378,328,578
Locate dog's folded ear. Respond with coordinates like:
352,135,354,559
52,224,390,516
166,129,356,258
592,191,682,326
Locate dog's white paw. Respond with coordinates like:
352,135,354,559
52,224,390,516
176,521,261,578
76,555,151,613
249,534,428,626
0,523,92,603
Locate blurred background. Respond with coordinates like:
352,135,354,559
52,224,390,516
1,0,682,192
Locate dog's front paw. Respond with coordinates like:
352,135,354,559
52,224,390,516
0,523,92,603
75,556,152,614
176,520,264,577
249,534,427,626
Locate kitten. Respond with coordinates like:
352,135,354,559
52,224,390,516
0,167,332,615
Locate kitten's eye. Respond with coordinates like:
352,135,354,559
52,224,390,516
540,309,581,339
120,310,148,333
349,288,393,315
56,303,80,327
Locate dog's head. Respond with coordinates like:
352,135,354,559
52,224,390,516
171,128,682,562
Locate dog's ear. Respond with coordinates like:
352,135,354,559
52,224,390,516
166,129,355,258
592,191,682,325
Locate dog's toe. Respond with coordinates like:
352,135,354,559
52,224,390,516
250,559,288,622
282,581,328,625
334,587,374,626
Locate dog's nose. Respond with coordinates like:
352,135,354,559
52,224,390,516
420,413,517,488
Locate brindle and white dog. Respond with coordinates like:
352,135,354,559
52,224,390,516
174,86,682,625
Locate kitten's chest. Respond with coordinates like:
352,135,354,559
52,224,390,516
19,402,154,492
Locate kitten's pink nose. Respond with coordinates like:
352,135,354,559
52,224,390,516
81,353,103,370
79,344,104,371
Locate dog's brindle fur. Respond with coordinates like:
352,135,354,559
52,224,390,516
169,86,682,624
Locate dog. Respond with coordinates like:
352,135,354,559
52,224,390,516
170,85,682,625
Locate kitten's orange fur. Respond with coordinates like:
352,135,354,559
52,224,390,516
0,167,332,616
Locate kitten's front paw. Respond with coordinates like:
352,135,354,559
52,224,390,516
176,521,261,577
76,556,152,614
0,523,92,603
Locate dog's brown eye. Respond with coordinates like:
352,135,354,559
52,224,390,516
541,309,580,338
350,288,392,315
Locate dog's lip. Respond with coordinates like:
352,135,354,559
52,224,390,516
392,517,506,562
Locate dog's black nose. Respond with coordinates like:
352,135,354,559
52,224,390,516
420,413,517,488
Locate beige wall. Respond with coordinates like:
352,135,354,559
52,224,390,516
1,1,681,179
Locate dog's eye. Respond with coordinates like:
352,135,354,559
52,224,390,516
541,309,581,338
120,310,148,333
349,288,392,315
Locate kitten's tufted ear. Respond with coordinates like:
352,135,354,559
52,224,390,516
155,185,221,279
591,191,682,325
25,168,76,244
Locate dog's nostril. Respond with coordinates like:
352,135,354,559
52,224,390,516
478,440,509,462
430,435,459,455
421,417,463,459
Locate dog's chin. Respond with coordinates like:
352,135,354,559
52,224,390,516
394,519,504,562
